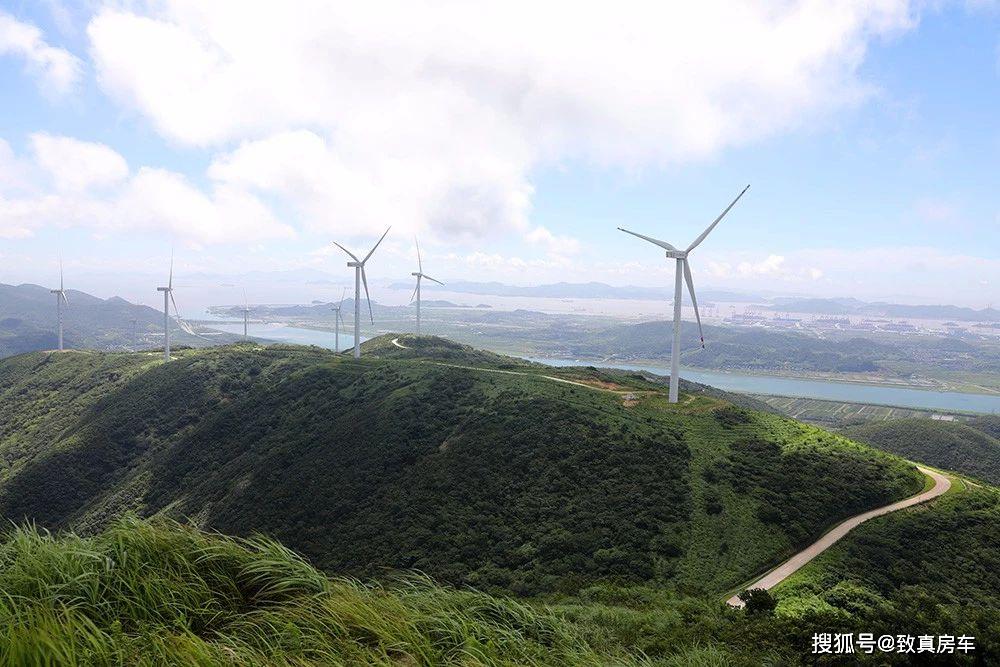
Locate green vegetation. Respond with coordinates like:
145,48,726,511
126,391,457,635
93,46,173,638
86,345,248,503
0,336,920,599
843,417,1000,485
2,335,999,662
773,484,1000,662
6,512,999,666
0,517,630,666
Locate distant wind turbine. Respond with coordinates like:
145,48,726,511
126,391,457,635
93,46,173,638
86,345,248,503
50,260,68,351
331,288,346,353
618,184,750,403
156,252,179,361
410,238,443,335
242,290,251,339
332,227,391,358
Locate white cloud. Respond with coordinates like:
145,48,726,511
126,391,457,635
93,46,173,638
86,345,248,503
0,10,82,96
525,226,581,256
87,1,917,238
208,130,532,239
31,132,129,191
0,136,294,244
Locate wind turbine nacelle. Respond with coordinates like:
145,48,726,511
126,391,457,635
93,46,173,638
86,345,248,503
665,250,687,259
347,261,361,267
412,272,422,277
157,287,170,292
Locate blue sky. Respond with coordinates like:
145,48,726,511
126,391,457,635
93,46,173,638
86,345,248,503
0,1,997,306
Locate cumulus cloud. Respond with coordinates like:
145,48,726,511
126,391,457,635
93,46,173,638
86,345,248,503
86,1,917,238
0,136,294,244
0,10,82,95
31,132,129,191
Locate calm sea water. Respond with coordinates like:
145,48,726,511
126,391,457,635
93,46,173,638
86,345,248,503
208,321,1000,415
526,357,1000,415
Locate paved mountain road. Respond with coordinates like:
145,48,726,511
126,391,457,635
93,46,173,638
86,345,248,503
727,465,951,607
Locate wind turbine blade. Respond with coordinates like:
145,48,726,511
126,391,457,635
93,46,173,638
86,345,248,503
61,291,69,305
332,241,361,262
686,184,750,253
331,241,360,262
682,259,705,347
410,280,419,304
243,288,248,310
170,291,180,320
617,227,678,252
59,259,64,291
339,287,346,310
168,249,174,289
362,226,391,263
361,266,374,324
415,237,422,273
422,274,444,286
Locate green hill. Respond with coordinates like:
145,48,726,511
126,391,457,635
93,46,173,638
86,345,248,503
0,336,920,599
842,417,1000,485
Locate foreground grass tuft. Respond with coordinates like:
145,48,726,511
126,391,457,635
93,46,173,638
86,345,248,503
0,517,629,666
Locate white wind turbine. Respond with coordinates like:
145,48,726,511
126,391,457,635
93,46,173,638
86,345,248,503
332,227,391,358
156,253,179,361
242,290,251,339
331,288,346,353
618,184,750,403
50,260,68,351
410,238,443,335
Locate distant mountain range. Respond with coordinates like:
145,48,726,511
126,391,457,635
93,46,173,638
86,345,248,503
0,283,238,358
768,297,1000,322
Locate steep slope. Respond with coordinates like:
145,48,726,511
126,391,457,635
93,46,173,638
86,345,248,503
0,337,921,597
842,417,1000,485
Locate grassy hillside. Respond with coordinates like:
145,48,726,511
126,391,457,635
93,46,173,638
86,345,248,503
0,336,921,598
0,517,632,666
843,417,1000,485
12,513,998,665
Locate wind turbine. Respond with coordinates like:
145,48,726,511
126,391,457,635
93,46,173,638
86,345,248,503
242,290,251,339
50,260,68,351
156,253,178,361
332,227,391,358
331,288,346,353
618,184,750,403
410,238,443,335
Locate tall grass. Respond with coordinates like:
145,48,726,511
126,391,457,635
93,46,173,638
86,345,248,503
0,517,637,666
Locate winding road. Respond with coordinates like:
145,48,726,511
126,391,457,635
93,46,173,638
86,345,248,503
726,465,951,607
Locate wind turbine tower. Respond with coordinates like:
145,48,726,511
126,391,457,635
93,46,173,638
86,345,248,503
242,291,251,339
50,261,68,351
331,288,346,353
618,184,750,403
332,227,391,358
156,254,178,362
410,238,444,335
